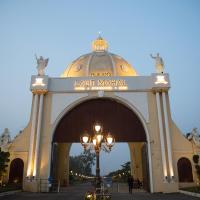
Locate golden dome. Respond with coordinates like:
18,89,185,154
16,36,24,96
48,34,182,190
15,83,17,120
92,36,108,52
61,37,137,77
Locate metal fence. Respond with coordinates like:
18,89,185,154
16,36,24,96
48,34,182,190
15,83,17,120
39,179,60,193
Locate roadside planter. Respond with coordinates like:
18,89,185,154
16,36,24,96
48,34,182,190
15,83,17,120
85,191,96,200
84,191,111,200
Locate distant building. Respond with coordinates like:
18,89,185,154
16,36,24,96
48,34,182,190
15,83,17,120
1,36,199,193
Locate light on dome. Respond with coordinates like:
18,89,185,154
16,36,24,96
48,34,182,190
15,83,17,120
92,36,108,52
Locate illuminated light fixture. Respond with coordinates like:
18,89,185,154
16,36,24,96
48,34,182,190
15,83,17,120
80,132,90,150
96,134,103,143
155,75,168,84
82,136,89,143
74,87,86,90
32,78,45,87
94,123,101,132
91,86,113,90
105,133,115,150
170,168,174,177
118,86,128,90
92,138,97,146
86,194,92,198
80,123,115,193
33,170,36,177
74,86,128,91
107,135,113,144
26,168,31,177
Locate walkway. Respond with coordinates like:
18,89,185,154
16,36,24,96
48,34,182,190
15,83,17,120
0,183,199,200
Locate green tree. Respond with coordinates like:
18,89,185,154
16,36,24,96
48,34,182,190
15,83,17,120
121,161,131,173
107,161,131,182
69,149,96,176
193,154,200,180
0,148,10,180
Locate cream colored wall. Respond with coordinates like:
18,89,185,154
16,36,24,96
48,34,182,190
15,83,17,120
55,143,68,186
6,122,31,184
51,93,88,124
147,92,179,192
37,93,53,179
147,92,165,192
128,142,144,181
9,88,197,193
165,93,198,188
171,122,198,187
115,92,149,122
42,90,177,193
54,143,71,186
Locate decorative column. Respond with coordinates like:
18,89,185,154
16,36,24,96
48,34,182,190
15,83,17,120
27,93,39,177
28,63,49,182
162,91,174,180
33,92,45,177
155,91,168,181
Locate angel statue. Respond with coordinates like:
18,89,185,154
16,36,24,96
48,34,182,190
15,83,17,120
35,55,49,76
187,128,200,147
150,53,164,74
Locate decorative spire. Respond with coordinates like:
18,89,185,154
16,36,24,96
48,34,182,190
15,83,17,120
92,33,108,52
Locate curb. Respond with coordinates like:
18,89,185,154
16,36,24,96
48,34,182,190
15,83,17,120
179,189,200,198
0,190,21,197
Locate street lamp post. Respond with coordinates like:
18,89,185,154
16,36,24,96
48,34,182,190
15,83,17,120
80,123,115,195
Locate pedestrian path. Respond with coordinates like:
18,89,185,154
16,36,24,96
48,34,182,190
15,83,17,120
0,183,199,200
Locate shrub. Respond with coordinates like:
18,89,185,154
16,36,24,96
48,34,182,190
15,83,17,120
193,155,199,164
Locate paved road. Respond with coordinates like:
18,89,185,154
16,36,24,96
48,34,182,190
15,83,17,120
0,183,199,200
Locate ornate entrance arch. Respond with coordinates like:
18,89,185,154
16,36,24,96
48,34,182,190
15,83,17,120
50,97,153,192
53,98,146,142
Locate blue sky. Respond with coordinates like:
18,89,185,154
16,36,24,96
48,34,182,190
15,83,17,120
0,0,200,174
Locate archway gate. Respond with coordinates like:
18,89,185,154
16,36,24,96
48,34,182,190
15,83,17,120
51,98,150,191
22,72,181,193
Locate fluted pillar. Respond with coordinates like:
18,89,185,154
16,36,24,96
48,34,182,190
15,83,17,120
33,94,44,177
162,91,174,180
156,92,168,181
27,94,39,176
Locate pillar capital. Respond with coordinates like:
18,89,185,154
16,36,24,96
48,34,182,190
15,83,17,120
32,89,48,95
153,88,169,93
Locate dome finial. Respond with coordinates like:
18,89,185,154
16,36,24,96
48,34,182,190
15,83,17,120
92,33,108,52
98,31,102,38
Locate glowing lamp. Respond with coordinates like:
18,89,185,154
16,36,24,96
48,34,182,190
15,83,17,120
155,75,168,84
97,134,103,143
105,133,115,150
94,123,101,132
80,133,90,150
32,78,45,87
82,136,89,144
92,138,97,146
106,136,113,145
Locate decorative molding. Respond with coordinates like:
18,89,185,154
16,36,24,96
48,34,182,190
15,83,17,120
32,89,48,95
